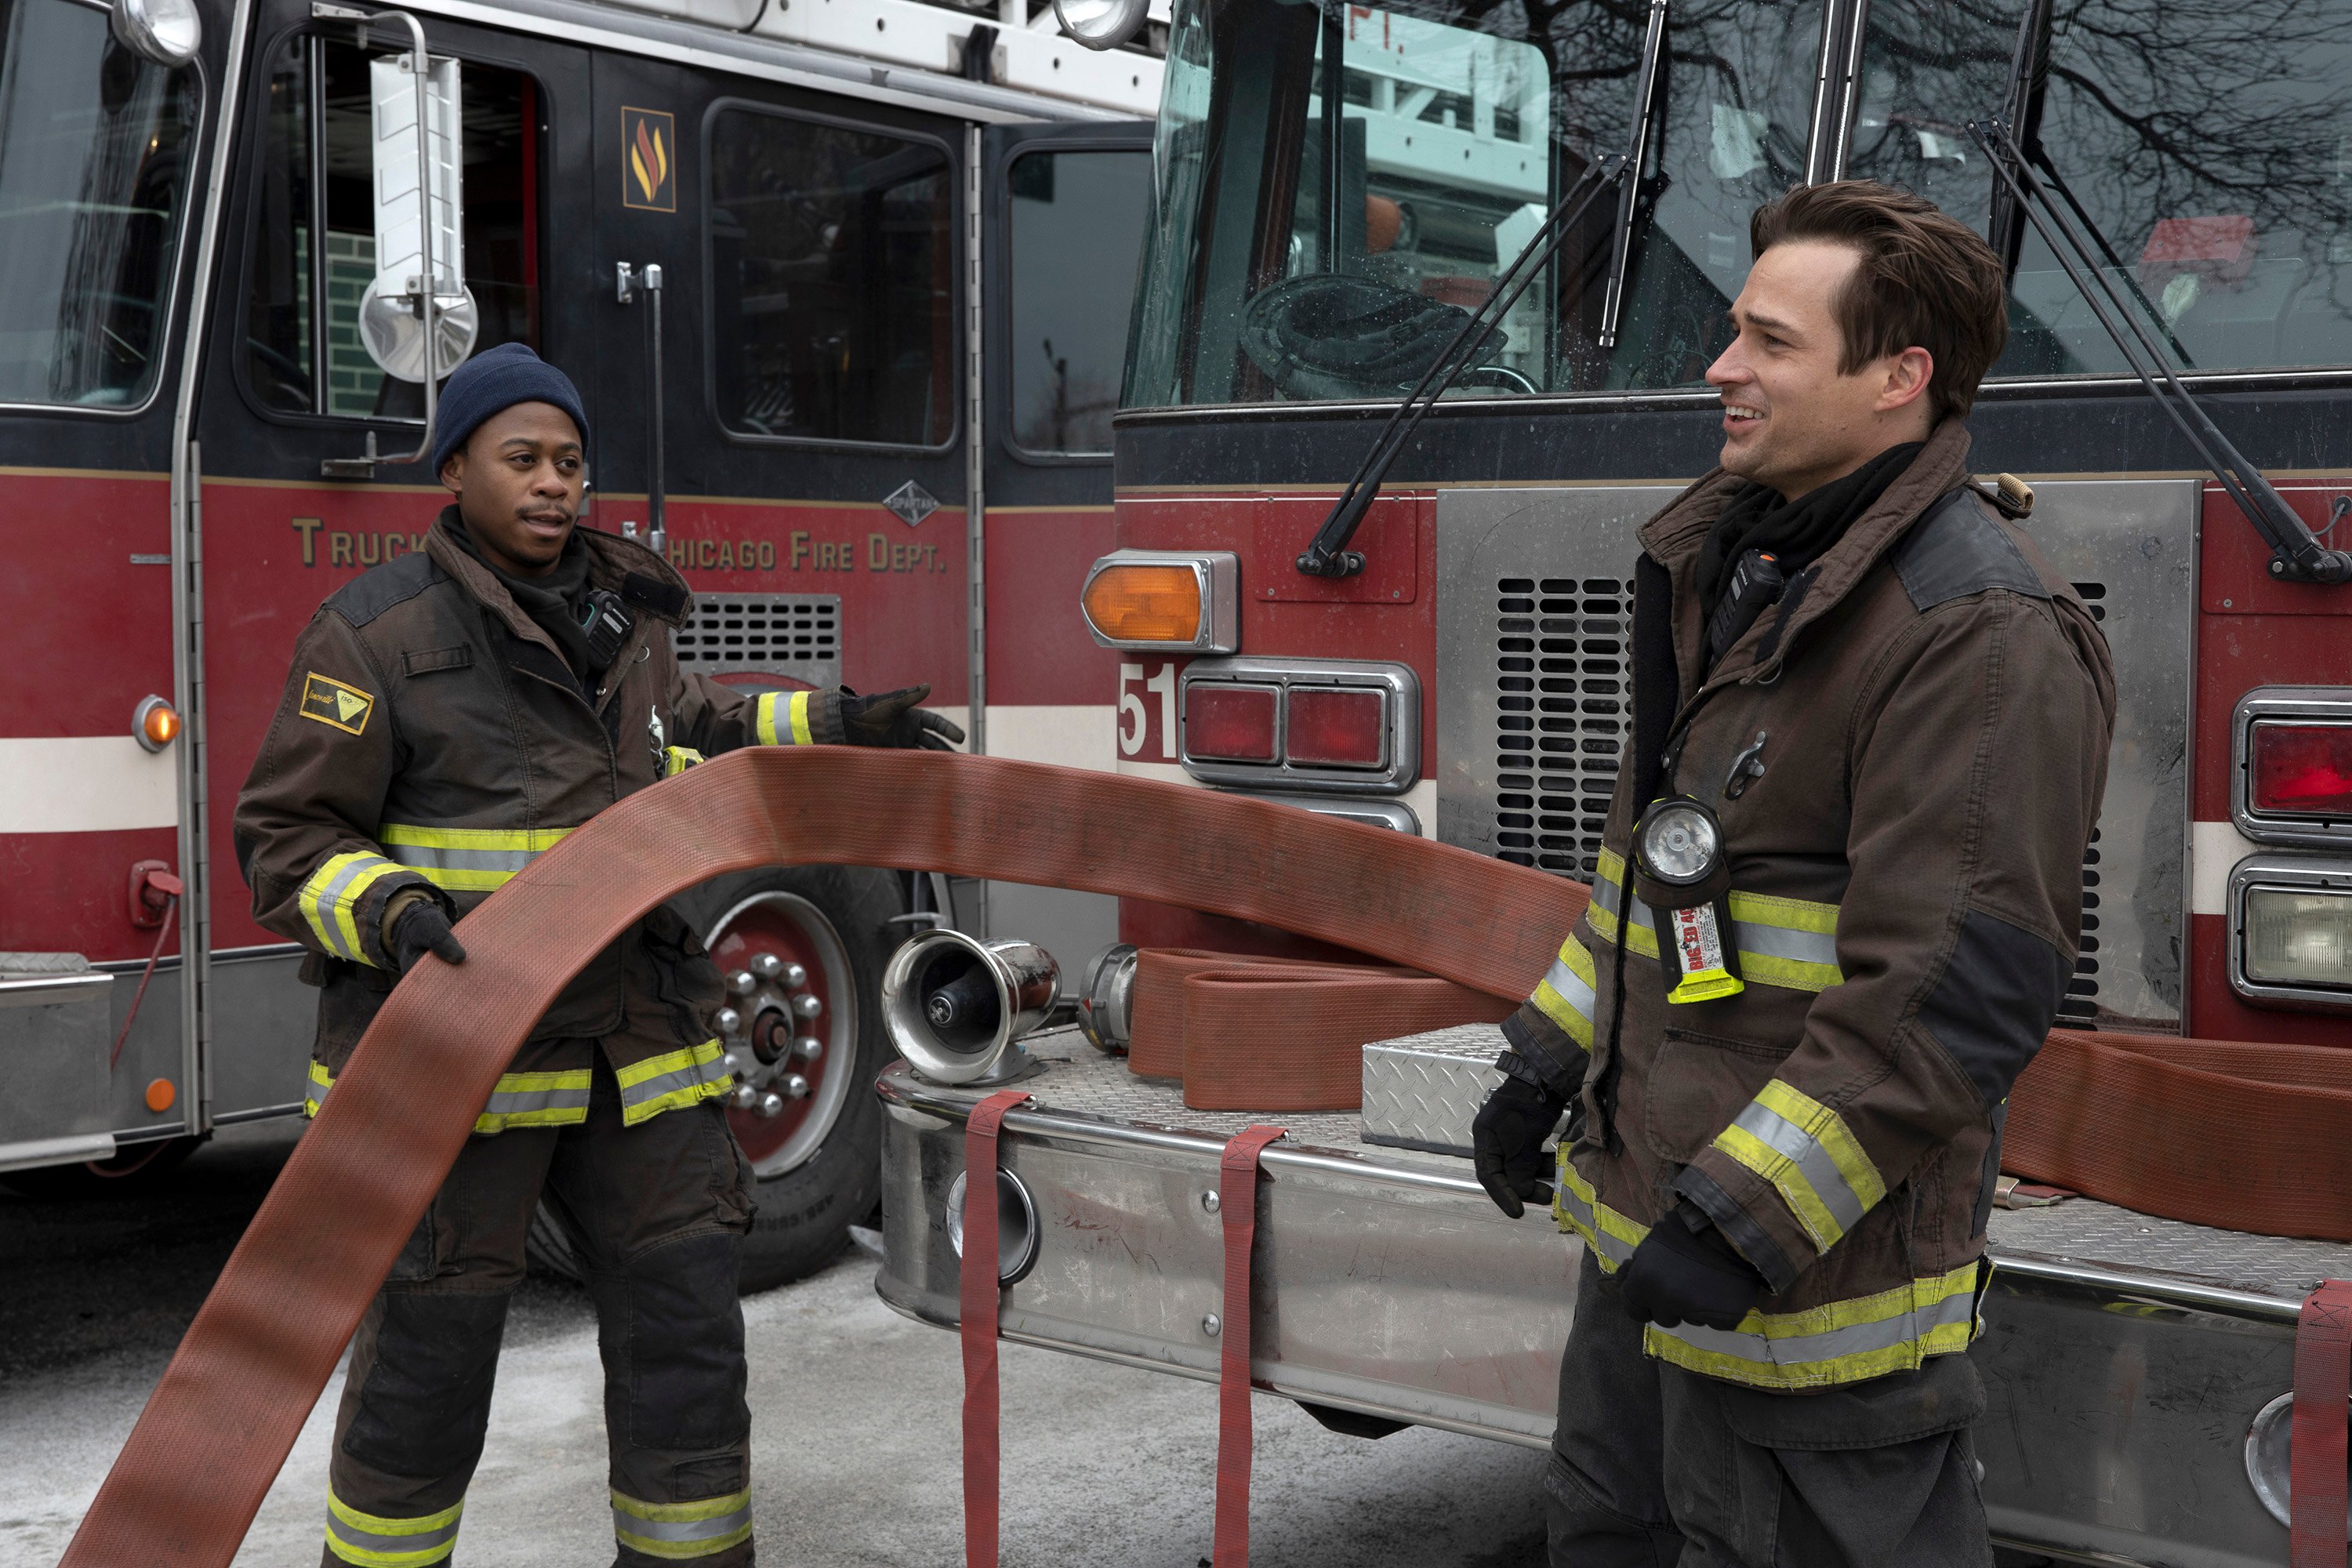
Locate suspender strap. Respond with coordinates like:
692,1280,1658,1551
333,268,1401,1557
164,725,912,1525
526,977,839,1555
1212,1124,1288,1568
2292,1279,2352,1568
960,1089,1031,1568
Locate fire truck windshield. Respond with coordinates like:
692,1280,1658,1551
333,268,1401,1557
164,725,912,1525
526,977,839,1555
1848,0,2352,379
1125,0,1828,408
0,0,198,412
1130,0,2352,412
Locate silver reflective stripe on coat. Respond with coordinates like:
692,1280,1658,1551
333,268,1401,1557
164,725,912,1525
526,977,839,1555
383,843,539,876
1650,1272,1978,1371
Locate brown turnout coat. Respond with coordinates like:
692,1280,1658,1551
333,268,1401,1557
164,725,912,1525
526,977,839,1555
234,511,831,1131
1504,421,2116,1390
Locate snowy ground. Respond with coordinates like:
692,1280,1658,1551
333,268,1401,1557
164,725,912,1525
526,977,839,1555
0,1121,1548,1566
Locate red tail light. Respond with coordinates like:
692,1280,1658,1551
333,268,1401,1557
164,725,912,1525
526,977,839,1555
1284,687,1387,768
2251,722,2352,815
1185,684,1279,763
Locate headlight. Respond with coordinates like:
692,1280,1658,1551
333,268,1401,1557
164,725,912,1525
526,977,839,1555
2229,855,2352,1011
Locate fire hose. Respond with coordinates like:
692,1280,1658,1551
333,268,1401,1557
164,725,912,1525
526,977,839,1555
56,746,2352,1566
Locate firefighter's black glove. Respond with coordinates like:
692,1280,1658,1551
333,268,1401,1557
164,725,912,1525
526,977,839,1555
390,900,467,974
1472,1074,1566,1219
1617,1201,1765,1330
839,684,966,751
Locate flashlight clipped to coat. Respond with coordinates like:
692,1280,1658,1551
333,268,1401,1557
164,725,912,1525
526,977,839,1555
1631,795,1744,1004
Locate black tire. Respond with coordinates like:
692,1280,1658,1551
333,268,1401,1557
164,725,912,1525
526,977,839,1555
524,863,909,1294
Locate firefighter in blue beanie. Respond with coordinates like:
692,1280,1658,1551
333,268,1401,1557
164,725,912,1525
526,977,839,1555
234,343,960,1566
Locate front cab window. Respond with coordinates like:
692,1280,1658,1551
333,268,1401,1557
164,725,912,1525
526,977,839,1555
0,0,199,411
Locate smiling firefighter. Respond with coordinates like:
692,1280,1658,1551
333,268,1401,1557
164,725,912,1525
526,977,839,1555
1470,184,2118,1566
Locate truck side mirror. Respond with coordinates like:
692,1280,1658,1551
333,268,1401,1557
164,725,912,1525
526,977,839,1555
359,47,476,383
111,0,201,65
1052,0,1148,52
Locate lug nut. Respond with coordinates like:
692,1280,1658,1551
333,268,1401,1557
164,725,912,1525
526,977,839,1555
714,1006,742,1036
726,970,757,996
782,961,808,988
757,1092,785,1118
793,993,822,1019
721,1050,745,1076
751,953,783,979
728,1083,757,1111
782,1073,811,1100
793,1036,823,1063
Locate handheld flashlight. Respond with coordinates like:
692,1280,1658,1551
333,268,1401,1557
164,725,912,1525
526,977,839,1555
1632,796,1744,1004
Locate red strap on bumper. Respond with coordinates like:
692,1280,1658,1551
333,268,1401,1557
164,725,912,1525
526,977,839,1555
1213,1124,1287,1568
961,1089,1030,1568
2292,1279,2352,1568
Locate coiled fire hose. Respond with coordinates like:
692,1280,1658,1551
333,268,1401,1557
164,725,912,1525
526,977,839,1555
56,747,2350,1566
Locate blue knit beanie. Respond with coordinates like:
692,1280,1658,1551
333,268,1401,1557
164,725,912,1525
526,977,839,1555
430,343,590,477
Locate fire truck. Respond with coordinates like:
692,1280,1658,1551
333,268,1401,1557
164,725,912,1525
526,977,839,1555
876,1,2352,1563
0,0,1160,1287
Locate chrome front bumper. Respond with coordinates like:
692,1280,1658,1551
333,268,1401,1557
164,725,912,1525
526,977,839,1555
877,1043,2352,1566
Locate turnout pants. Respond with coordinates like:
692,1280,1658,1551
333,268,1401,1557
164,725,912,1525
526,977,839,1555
321,1055,755,1568
1547,1250,1991,1568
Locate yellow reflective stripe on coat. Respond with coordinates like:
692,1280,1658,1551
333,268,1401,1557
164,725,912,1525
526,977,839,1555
615,1040,733,1125
472,1069,593,1134
753,690,815,746
299,851,406,964
304,1058,335,1117
378,822,575,893
610,1487,753,1559
1588,851,1843,991
1711,1080,1889,1254
663,746,706,777
1552,1150,1649,1272
1646,1261,1985,1390
324,1492,463,1566
1530,935,1599,1047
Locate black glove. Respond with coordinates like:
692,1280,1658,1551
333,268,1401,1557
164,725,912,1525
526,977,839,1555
1617,1201,1766,1330
1472,1074,1566,1218
389,899,467,975
839,684,966,751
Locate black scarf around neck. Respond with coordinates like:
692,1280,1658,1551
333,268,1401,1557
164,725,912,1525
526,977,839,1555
1693,441,1926,630
443,507,607,681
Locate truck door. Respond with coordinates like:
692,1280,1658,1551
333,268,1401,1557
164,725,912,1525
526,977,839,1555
586,49,971,709
973,118,1152,973
194,2,592,1120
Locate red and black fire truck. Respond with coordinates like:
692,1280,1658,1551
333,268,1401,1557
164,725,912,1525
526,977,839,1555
0,0,1158,1287
877,1,2352,1563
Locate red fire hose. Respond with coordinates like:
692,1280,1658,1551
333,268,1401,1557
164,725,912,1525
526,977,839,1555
55,747,2351,1566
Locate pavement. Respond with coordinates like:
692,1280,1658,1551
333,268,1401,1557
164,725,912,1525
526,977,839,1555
0,1119,1549,1566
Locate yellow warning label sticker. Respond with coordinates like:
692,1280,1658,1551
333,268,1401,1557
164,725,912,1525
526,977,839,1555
299,672,375,736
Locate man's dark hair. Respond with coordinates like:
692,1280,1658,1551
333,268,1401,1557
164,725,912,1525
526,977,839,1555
1748,180,2008,422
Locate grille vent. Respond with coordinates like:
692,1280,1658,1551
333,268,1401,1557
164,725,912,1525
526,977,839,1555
674,594,842,686
1485,572,2108,1022
1490,575,1635,880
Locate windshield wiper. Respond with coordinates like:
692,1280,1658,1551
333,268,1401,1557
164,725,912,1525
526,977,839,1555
1294,152,1630,577
1968,116,2351,584
1297,2,1671,579
1984,0,2190,367
1597,0,1671,348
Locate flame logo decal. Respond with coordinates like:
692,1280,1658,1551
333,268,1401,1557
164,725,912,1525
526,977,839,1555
621,108,677,212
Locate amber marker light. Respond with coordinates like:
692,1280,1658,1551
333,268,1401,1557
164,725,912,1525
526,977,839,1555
133,695,181,753
1079,550,1240,653
1084,564,1200,642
